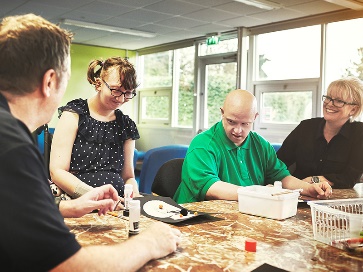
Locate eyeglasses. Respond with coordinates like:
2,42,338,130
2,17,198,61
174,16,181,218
322,95,357,108
103,79,136,99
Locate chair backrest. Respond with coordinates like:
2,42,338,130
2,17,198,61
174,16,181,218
138,145,188,194
32,124,54,178
271,143,282,152
152,158,184,197
43,125,54,177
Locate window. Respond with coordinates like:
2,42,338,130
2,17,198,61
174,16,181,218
250,26,321,142
325,18,363,121
175,46,194,127
254,81,318,143
138,47,195,127
139,88,171,125
256,26,321,81
205,62,237,127
140,51,173,88
260,91,312,124
325,18,363,85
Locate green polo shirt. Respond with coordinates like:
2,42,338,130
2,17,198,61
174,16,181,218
173,121,290,204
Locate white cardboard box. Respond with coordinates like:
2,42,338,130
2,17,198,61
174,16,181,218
237,185,300,220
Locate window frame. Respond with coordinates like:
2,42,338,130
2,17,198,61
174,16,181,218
253,79,320,143
138,87,172,126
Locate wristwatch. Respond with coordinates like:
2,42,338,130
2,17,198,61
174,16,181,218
311,176,320,183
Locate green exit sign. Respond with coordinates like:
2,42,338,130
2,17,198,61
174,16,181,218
206,36,220,45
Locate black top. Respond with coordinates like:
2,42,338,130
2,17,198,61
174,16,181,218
0,93,81,271
59,99,140,196
277,117,363,188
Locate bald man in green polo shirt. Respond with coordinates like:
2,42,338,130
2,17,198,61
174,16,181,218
173,89,333,204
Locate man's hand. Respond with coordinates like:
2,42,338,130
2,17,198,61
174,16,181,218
59,184,119,218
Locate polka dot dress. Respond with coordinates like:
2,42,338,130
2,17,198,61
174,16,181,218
58,99,140,196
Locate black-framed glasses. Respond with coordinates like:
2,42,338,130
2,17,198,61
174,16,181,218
322,95,357,108
103,79,136,99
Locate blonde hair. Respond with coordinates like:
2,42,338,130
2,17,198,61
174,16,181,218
327,77,363,121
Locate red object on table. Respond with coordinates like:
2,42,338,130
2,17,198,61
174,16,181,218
245,238,257,252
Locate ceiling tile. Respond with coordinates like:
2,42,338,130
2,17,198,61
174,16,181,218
145,0,205,15
0,0,351,50
220,15,268,27
156,16,208,28
181,0,233,7
116,8,173,23
183,7,240,22
213,1,266,14
75,1,134,17
137,23,182,34
251,7,305,22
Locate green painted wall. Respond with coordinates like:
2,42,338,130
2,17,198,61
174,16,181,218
49,44,137,127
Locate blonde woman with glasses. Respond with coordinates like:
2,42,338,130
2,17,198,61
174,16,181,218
277,77,363,189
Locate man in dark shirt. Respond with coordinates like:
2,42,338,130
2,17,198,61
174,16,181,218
0,13,180,271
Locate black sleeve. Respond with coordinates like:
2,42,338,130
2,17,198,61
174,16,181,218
276,123,301,168
324,124,363,188
0,143,81,271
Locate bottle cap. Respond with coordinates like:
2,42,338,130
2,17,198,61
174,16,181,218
245,238,257,252
124,184,133,190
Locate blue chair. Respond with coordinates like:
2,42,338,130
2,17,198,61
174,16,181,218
32,124,55,178
134,149,146,185
271,143,282,152
138,145,188,194
133,149,139,169
34,125,55,155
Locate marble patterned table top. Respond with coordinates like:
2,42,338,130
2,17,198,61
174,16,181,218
65,189,363,272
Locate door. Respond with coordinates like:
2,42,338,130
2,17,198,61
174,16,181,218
196,53,237,133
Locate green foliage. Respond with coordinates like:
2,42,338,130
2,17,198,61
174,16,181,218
207,63,237,125
143,51,173,87
344,47,363,80
263,92,312,123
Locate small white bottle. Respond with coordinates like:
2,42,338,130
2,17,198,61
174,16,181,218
129,199,140,235
123,184,133,217
274,181,282,189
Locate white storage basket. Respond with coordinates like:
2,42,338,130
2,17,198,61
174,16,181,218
308,199,363,245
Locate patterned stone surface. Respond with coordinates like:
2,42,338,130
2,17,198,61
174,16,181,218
65,189,362,271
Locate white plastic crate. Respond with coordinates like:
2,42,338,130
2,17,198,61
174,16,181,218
308,199,363,245
237,185,300,220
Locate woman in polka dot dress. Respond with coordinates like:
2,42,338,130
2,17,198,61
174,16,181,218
49,57,141,203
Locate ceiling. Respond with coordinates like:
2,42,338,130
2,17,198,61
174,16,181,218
0,0,361,50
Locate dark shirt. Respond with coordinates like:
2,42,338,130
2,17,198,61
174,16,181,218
58,98,140,197
277,117,363,189
0,93,81,271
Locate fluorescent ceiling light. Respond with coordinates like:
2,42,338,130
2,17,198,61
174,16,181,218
234,0,282,10
324,0,363,10
61,19,156,38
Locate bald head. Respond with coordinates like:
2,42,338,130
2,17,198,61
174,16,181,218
223,89,257,116
220,90,258,146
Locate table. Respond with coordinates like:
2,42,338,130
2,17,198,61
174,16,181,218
65,190,363,271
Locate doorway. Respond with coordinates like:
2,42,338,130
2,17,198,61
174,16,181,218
196,53,237,133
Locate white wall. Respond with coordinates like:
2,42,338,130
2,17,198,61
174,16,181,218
135,126,194,151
